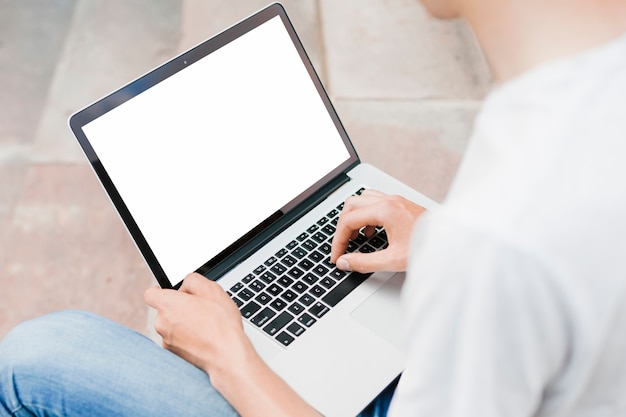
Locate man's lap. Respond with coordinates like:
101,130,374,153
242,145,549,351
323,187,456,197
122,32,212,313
0,311,237,417
0,310,392,417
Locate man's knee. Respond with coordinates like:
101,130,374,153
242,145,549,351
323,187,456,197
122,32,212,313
0,311,106,376
0,311,121,415
0,311,100,413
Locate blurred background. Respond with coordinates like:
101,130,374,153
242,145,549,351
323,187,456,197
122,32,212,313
0,0,491,339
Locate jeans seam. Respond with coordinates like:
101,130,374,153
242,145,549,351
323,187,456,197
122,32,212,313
8,404,29,417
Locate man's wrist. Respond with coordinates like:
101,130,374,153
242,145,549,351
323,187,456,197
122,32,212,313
205,333,261,391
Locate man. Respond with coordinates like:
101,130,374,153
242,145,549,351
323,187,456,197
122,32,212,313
2,0,626,416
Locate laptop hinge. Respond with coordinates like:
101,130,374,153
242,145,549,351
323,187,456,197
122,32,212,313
289,171,351,220
198,172,351,282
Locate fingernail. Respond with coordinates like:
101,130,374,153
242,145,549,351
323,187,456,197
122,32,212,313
337,258,351,271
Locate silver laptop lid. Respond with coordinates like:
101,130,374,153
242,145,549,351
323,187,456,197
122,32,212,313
69,4,359,288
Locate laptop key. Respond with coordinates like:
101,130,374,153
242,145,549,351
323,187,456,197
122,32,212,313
266,283,283,296
263,311,294,336
302,239,317,251
311,232,326,243
287,322,305,337
318,242,331,254
317,216,329,226
307,250,324,263
288,302,305,315
249,280,265,292
292,247,307,259
322,272,371,307
270,298,287,311
298,293,315,306
330,269,347,280
302,273,319,286
354,233,368,245
239,288,254,301
347,241,359,252
281,289,297,302
281,255,297,267
321,224,336,235
298,313,316,327
251,307,276,327
278,276,294,287
309,302,330,318
287,267,304,279
369,236,386,249
312,265,329,277
322,257,335,269
259,271,276,284
310,285,326,297
271,263,287,275
241,301,261,319
275,331,295,347
297,258,314,271
359,244,376,253
320,277,336,289
292,281,309,294
255,292,271,305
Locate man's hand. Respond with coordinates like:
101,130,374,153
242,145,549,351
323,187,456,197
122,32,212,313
144,273,322,417
330,189,425,273
144,273,255,379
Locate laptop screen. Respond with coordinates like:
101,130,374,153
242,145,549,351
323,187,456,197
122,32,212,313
79,15,351,288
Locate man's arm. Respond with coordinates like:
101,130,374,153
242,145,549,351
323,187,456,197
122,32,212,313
388,213,568,417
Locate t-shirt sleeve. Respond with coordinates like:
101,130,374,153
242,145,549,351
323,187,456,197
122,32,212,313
388,212,569,417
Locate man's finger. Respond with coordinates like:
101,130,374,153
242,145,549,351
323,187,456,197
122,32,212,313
335,250,399,273
144,285,174,309
180,273,229,303
179,273,211,295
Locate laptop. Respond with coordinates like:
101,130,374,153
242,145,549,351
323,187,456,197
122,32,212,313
69,3,438,416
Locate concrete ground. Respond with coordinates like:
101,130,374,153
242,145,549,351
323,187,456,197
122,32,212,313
0,0,491,339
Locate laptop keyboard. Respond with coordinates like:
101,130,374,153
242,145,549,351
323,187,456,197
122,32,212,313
227,188,389,347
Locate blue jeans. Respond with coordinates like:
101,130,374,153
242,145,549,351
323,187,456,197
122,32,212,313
0,311,394,417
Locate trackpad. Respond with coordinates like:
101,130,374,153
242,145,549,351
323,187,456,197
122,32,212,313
350,273,405,349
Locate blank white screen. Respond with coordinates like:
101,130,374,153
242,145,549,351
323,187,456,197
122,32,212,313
83,16,350,287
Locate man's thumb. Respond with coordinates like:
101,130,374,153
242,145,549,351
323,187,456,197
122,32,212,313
335,253,386,274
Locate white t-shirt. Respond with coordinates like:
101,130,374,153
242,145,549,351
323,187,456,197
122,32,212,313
389,32,626,417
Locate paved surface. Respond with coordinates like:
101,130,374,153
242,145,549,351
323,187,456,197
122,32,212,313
0,0,492,339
